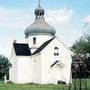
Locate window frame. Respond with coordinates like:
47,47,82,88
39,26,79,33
54,47,59,56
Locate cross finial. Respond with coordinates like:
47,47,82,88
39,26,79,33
38,0,41,6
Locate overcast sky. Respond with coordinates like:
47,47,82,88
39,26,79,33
0,0,90,58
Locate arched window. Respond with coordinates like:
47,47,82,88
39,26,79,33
33,37,36,45
54,47,59,56
54,47,59,50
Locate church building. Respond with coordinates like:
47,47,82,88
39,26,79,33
9,1,72,84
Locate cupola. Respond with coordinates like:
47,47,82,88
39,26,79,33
25,0,56,38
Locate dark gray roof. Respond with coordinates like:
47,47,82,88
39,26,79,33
13,43,31,56
25,20,56,37
32,37,55,55
13,37,55,56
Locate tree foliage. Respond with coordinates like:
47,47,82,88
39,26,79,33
71,35,90,78
72,55,89,78
0,55,12,80
71,35,90,55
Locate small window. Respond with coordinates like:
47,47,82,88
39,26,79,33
54,53,59,56
33,37,36,45
54,47,59,50
54,47,59,56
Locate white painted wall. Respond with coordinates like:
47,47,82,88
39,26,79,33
10,46,42,84
40,37,72,84
32,54,41,84
10,48,34,84
16,56,33,84
9,46,18,83
26,35,53,49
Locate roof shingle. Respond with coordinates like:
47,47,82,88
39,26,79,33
13,43,31,56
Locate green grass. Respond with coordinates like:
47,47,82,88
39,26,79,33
0,79,90,90
0,83,68,90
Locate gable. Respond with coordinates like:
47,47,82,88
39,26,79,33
13,43,31,56
39,36,72,58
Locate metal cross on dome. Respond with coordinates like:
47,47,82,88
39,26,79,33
38,0,41,6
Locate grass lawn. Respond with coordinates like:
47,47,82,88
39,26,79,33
0,83,68,90
0,79,90,90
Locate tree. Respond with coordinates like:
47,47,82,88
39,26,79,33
0,55,12,80
72,55,89,78
71,35,90,78
71,36,90,55
71,22,90,55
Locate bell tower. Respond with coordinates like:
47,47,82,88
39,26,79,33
25,0,56,53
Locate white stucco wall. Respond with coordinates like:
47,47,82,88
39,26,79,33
9,46,18,83
10,46,42,84
16,56,33,84
26,35,53,48
40,37,72,84
32,54,41,84
10,48,34,84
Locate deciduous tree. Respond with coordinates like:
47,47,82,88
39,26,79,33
0,55,12,80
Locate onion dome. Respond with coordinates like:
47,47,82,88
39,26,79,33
25,2,56,38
